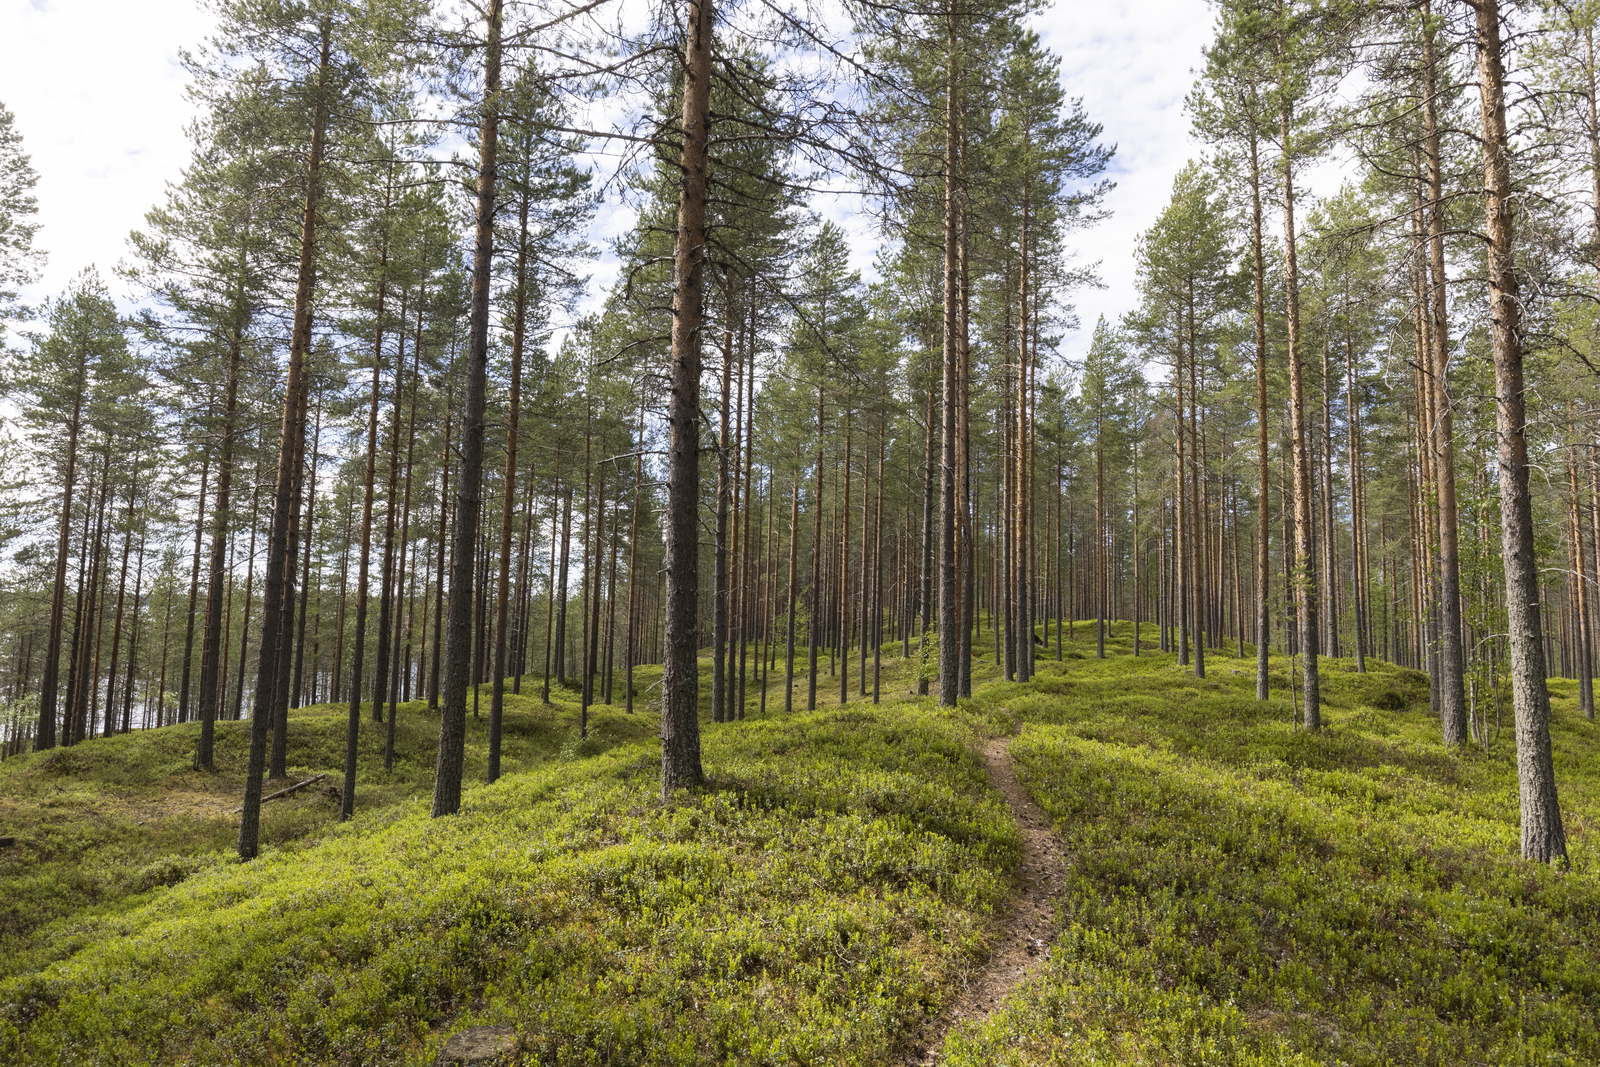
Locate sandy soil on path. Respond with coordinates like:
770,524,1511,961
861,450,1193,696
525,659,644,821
905,736,1066,1064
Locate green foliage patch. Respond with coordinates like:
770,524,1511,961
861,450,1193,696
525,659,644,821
942,641,1600,1066
0,701,1015,1066
0,683,658,977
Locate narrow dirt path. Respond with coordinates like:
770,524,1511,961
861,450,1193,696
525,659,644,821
905,736,1067,1065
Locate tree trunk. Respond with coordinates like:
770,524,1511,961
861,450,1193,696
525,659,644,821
1281,90,1319,729
1471,0,1566,862
659,0,712,798
233,473,263,721
1569,450,1592,717
712,284,734,723
178,456,211,724
937,7,962,708
102,470,137,737
489,195,531,782
344,217,390,815
432,0,501,818
239,22,330,860
373,295,409,743
809,385,825,712
784,480,799,714
290,402,322,714
386,337,420,762
1345,329,1366,673
555,485,572,685
1421,0,1469,740
198,312,244,766
625,402,645,712
37,370,86,750
430,391,451,711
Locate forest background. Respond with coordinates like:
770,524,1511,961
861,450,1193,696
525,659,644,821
0,0,1598,875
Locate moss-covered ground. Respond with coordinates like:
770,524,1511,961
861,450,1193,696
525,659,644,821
947,627,1600,1066
1,624,1597,1065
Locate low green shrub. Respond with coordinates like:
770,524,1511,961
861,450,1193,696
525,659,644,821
0,703,1015,1066
942,644,1600,1066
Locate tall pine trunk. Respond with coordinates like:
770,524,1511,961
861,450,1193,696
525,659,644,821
1470,0,1565,863
239,23,330,860
659,0,712,797
937,7,962,708
489,195,531,783
198,307,244,767
37,369,86,750
433,0,502,817
1422,0,1468,741
1280,91,1320,730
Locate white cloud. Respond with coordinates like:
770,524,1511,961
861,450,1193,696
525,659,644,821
1,0,216,306
1,0,1215,372
1034,0,1215,366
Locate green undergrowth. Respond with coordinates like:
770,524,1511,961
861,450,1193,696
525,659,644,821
942,633,1600,1066
0,699,1016,1066
0,675,660,976
10,621,1598,1065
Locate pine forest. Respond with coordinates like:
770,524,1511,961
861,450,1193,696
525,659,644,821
1,0,1600,1063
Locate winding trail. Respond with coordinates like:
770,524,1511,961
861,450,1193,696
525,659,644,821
906,736,1067,1064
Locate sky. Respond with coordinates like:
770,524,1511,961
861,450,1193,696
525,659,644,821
0,0,1216,367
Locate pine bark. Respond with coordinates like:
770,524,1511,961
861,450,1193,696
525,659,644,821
198,311,244,767
489,194,531,782
1471,0,1566,862
1421,0,1468,741
37,363,87,750
1280,90,1320,729
659,0,712,797
432,0,502,817
239,23,330,860
937,8,962,708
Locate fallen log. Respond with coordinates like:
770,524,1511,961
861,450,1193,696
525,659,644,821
231,773,328,814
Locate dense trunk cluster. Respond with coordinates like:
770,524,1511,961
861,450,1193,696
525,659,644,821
0,0,1594,864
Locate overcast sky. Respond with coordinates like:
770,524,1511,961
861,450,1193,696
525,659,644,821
1,0,1215,366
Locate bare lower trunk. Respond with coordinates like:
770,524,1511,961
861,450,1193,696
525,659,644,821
1471,0,1565,863
784,481,799,714
432,0,502,817
239,23,329,861
489,199,530,782
37,380,86,750
1281,94,1319,730
198,320,243,766
1423,0,1468,741
937,9,962,708
659,0,712,798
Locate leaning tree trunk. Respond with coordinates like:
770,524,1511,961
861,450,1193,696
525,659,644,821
239,23,330,861
1470,0,1566,863
433,0,503,818
659,0,713,797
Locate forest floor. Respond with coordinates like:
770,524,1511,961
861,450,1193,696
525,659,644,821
2,625,1599,1065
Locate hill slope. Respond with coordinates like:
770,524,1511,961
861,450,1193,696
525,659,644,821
3,628,1599,1065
